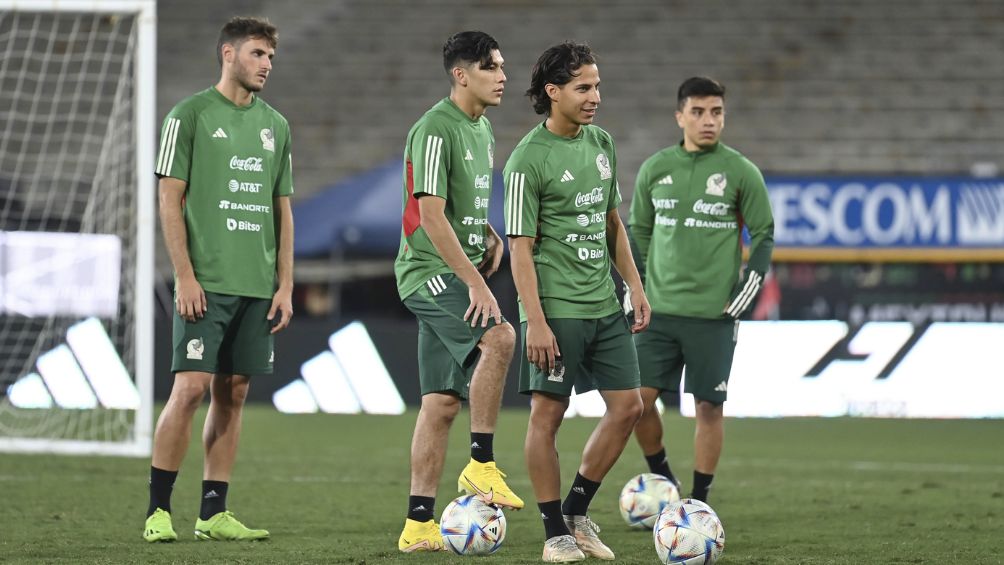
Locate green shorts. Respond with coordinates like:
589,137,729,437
402,273,504,399
519,312,639,397
172,290,274,375
634,313,738,404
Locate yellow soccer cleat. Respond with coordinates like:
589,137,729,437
143,508,178,543
457,458,525,510
398,518,445,552
194,511,269,541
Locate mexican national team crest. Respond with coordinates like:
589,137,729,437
260,128,275,152
595,153,612,180
488,143,494,168
706,173,727,196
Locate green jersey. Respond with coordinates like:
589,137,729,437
504,123,622,321
629,142,774,318
394,98,495,299
155,87,293,299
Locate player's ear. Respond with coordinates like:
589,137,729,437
452,66,466,87
544,83,559,104
221,42,235,65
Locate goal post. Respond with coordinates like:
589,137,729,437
0,0,156,456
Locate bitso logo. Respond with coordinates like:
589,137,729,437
260,128,275,152
467,233,485,246
186,338,204,360
226,218,262,232
229,155,264,172
706,173,727,196
595,153,612,180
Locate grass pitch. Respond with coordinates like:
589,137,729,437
1,406,1002,564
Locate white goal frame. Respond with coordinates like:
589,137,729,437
0,0,155,456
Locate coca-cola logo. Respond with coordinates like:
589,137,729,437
229,156,264,172
692,198,731,216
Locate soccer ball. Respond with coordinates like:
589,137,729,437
440,494,506,555
619,473,681,528
653,499,725,564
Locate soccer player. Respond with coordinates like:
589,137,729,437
143,17,293,542
394,31,522,553
505,42,651,562
629,77,774,502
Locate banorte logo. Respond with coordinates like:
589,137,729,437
229,156,264,172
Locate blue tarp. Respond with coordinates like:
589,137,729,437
293,159,507,258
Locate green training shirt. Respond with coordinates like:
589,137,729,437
394,98,495,300
155,86,293,299
629,141,774,318
504,123,623,321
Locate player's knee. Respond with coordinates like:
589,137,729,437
481,323,515,357
421,393,461,422
611,394,644,429
694,399,724,421
170,377,209,411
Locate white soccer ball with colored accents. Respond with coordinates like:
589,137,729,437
440,494,506,555
619,473,681,528
653,498,725,564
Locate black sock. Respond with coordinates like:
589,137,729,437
470,432,494,464
147,466,178,517
691,471,714,502
645,448,679,486
538,500,570,540
199,480,229,520
561,473,601,517
407,495,435,523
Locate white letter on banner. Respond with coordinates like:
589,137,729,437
768,184,799,244
800,183,830,245
863,183,909,245
909,185,951,244
831,183,866,245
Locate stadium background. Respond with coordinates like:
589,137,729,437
2,1,1003,563
151,0,1004,408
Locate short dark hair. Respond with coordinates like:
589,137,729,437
217,16,278,66
442,31,500,80
677,77,725,110
525,42,596,115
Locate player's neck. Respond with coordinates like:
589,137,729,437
449,91,486,120
545,115,581,139
214,78,255,107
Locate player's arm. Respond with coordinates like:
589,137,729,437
158,176,205,322
508,236,559,372
269,194,294,334
419,195,500,328
725,163,775,318
607,210,650,333
628,163,656,284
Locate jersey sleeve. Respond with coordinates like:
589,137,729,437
407,119,451,199
154,102,196,181
738,159,774,275
607,137,622,211
628,157,656,275
503,149,542,238
274,120,294,197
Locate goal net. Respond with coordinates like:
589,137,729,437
0,0,155,456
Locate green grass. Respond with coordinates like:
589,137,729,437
1,407,1002,564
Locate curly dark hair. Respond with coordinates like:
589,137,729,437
525,42,596,115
